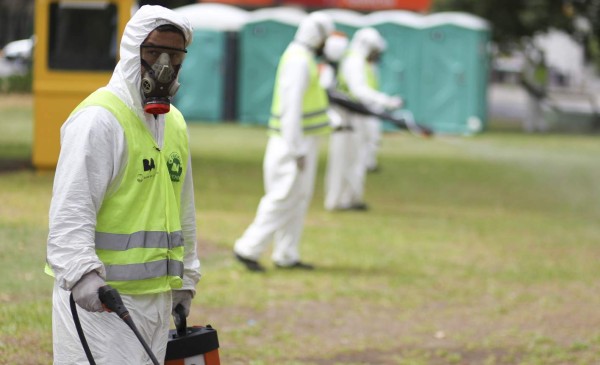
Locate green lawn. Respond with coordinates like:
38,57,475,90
1,97,600,364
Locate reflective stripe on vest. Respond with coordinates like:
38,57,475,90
105,259,184,281
73,89,188,295
268,46,331,135
95,231,183,251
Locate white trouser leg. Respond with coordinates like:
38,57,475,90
365,117,381,171
272,138,319,264
52,282,170,365
324,130,355,210
235,137,319,264
524,95,545,132
350,115,370,205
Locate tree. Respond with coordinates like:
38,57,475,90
567,0,600,66
0,0,34,48
432,0,573,49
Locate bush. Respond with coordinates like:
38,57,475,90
0,70,32,93
588,35,600,76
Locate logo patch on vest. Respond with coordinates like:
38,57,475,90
167,152,183,182
143,158,156,171
137,157,157,183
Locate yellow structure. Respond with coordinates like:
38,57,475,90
33,0,134,169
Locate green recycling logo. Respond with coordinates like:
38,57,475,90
167,152,183,182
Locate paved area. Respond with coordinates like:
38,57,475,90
488,66,600,132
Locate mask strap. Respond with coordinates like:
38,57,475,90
140,58,156,77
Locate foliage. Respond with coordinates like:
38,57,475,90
432,0,573,49
0,70,32,94
431,0,600,70
570,0,600,38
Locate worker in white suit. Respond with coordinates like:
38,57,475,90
521,46,549,133
319,32,361,211
329,27,402,210
46,6,200,364
233,12,335,272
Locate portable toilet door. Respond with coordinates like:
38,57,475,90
173,4,249,122
418,12,490,134
367,10,425,130
237,7,306,125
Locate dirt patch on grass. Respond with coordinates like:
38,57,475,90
0,93,32,108
304,346,524,365
199,281,600,364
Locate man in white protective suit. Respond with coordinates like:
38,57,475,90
318,32,363,212
332,27,403,211
233,12,336,272
46,6,201,364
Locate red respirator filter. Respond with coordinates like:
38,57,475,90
144,99,171,114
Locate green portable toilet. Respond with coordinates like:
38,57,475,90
238,7,307,125
367,11,425,129
418,12,490,134
173,4,249,122
321,8,365,39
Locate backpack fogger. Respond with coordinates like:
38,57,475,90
70,285,220,365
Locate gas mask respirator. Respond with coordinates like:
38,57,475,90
140,46,186,114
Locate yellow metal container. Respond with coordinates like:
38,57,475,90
33,0,134,169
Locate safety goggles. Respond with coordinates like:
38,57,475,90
140,44,187,66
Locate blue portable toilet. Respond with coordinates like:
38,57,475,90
237,7,307,125
173,3,249,122
366,11,425,128
418,12,491,134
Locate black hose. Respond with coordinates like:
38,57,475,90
119,314,160,365
69,293,97,365
70,286,160,365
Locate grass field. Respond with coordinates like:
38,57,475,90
1,95,600,364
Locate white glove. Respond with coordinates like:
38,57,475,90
71,271,106,312
328,108,343,129
385,96,403,110
172,290,194,318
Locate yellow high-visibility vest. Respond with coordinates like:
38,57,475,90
269,47,331,135
62,89,188,295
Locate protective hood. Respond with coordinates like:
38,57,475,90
107,5,193,119
324,32,349,63
294,11,335,50
349,27,386,58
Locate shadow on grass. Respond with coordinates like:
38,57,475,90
0,158,32,174
285,263,405,278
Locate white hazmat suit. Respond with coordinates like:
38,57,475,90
319,33,360,211
46,6,200,364
233,12,335,268
326,28,402,210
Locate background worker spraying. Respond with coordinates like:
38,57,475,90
325,27,403,211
